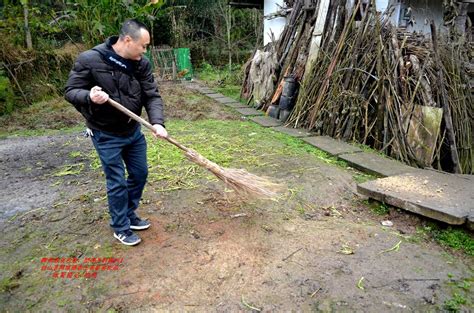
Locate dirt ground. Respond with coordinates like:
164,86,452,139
0,82,473,312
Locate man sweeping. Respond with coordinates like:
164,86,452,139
65,19,167,246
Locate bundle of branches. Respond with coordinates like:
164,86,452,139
438,42,474,173
287,1,473,174
240,0,317,109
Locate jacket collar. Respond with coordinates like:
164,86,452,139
93,36,137,75
105,36,120,49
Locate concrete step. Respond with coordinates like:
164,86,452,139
302,136,363,156
235,107,264,116
271,126,313,138
358,171,474,227
250,116,283,127
339,152,418,177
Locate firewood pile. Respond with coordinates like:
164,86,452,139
241,0,474,174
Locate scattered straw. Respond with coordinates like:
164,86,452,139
108,98,284,200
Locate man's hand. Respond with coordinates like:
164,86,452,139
89,86,109,104
152,124,168,138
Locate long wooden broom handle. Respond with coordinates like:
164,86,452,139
107,98,188,152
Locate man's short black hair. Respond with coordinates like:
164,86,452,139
119,19,149,41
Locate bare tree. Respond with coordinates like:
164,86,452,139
21,0,33,49
216,0,233,72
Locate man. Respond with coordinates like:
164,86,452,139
65,19,167,246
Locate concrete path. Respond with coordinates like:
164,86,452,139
270,127,312,137
206,93,226,99
339,152,419,177
184,81,474,228
223,102,248,109
234,107,263,116
250,116,283,127
302,136,362,156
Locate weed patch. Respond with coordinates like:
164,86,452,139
416,223,474,256
137,119,349,192
363,200,390,215
443,292,469,312
195,63,244,102
215,86,243,101
431,227,474,256
352,172,375,184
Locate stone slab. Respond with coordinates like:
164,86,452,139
235,107,263,116
182,83,213,93
302,136,362,156
339,152,418,177
214,97,238,104
223,102,248,109
357,171,474,225
198,89,215,94
182,83,200,89
206,93,226,99
271,127,313,138
250,116,283,127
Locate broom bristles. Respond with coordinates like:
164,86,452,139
184,148,283,199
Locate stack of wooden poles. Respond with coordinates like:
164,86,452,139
241,0,473,174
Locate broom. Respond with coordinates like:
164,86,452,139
107,98,282,199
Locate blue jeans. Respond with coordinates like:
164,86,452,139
91,126,148,232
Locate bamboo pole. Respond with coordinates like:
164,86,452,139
308,1,361,129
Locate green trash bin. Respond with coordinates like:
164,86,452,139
173,48,193,80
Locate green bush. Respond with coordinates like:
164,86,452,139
197,62,243,86
0,73,15,115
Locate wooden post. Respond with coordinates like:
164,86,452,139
305,0,330,76
172,58,177,81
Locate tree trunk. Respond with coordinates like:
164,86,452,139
226,4,232,73
23,0,33,50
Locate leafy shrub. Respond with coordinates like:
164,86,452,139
0,73,15,116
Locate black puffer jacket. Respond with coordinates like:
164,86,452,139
65,36,165,135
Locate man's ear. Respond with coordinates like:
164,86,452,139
124,35,133,44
